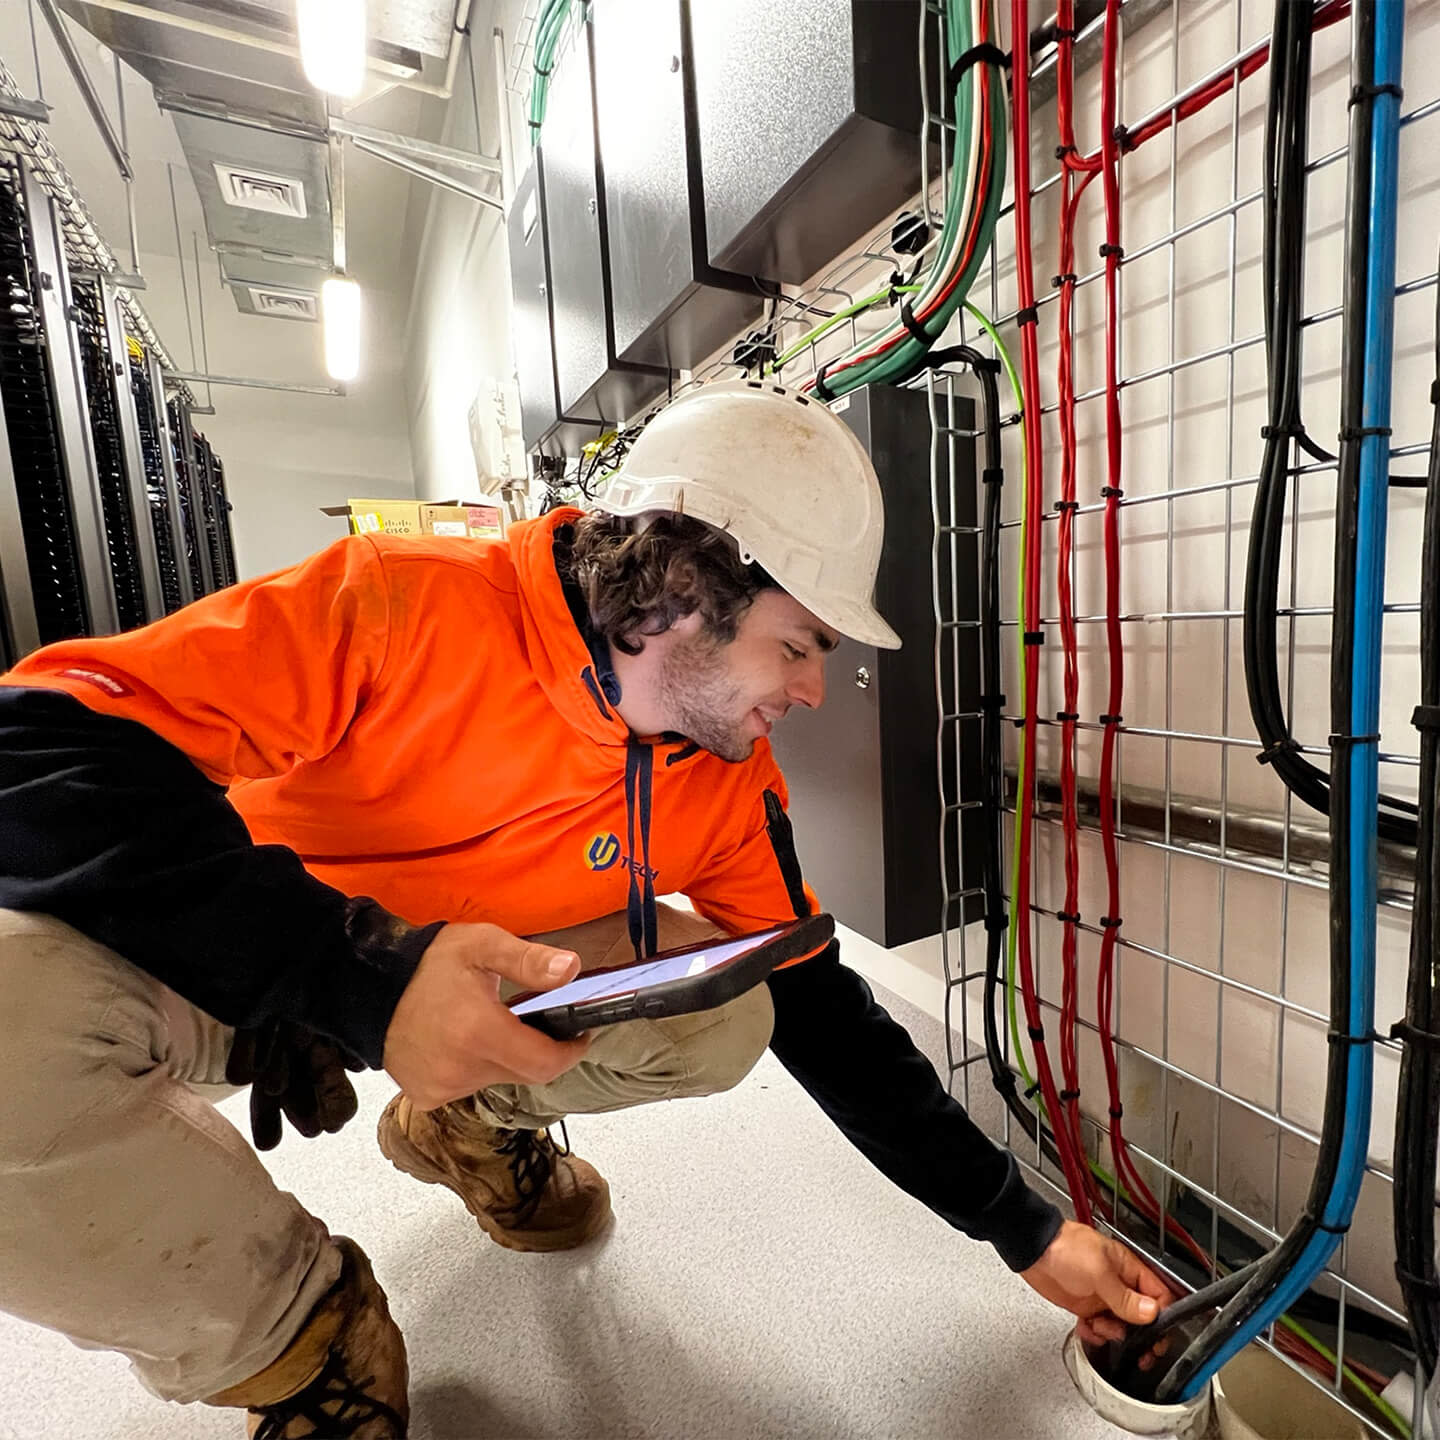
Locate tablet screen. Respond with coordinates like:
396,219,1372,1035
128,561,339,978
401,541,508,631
508,926,785,1016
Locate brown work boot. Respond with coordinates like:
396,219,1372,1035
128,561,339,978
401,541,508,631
377,1094,611,1252
202,1237,407,1439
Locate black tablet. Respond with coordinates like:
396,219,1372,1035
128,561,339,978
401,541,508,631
510,912,835,1039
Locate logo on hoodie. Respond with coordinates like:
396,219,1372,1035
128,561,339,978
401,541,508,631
585,833,621,872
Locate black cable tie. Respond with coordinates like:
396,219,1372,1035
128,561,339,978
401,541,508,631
984,911,1010,935
1101,485,1124,499
1099,713,1123,727
1113,123,1134,153
1013,717,1027,730
1027,1025,1046,1042
1054,499,1080,512
1052,272,1078,289
1256,736,1299,767
948,41,1012,93
992,1069,1019,1097
1326,1029,1379,1048
1100,916,1123,930
1023,630,1046,646
982,466,1005,487
1057,910,1082,925
1055,144,1077,161
1098,242,1125,260
1052,25,1077,42
1432,378,1439,407
979,693,1007,712
898,300,930,347
1348,81,1404,109
1314,1217,1352,1237
970,354,1002,374
1016,305,1039,329
1338,425,1393,441
1055,710,1080,723
533,63,553,77
1059,1088,1082,1101
1024,1079,1042,1099
812,362,835,403
1413,704,1440,733
1328,732,1382,750
1395,1264,1440,1301
527,118,542,131
1003,412,1023,429
1109,1105,1124,1120
1389,1020,1440,1052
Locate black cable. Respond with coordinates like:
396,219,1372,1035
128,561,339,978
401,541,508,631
1241,0,1417,846
1393,251,1440,1382
1157,1,1374,1397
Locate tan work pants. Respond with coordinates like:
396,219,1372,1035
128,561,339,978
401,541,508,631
0,905,772,1403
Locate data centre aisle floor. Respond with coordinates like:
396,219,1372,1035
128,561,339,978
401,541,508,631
0,978,1125,1440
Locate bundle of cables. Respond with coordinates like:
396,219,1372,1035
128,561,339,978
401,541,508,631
527,0,576,142
777,0,1008,400
1138,0,1403,1401
1392,253,1440,1386
1241,0,1418,849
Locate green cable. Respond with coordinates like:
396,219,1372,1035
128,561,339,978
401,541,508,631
770,286,922,374
1271,1315,1412,1437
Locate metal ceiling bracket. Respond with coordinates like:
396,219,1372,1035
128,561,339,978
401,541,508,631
349,136,502,210
329,117,501,175
0,94,50,124
35,0,133,180
164,369,346,397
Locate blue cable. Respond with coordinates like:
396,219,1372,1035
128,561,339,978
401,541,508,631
1176,2,1404,1399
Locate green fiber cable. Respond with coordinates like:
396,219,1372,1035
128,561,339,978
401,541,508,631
1271,1315,1412,1437
770,286,922,374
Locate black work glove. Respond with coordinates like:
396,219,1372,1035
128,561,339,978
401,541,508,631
226,1020,364,1151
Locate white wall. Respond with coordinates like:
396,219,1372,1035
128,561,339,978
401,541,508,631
0,9,419,581
403,0,529,504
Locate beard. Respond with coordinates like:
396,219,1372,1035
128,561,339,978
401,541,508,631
655,629,754,763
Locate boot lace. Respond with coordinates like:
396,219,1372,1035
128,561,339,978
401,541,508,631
495,1120,570,1223
251,1352,407,1439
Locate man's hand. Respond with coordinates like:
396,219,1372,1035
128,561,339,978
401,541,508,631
383,922,591,1111
1022,1221,1178,1362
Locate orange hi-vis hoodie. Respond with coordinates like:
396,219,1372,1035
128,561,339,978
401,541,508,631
0,510,817,1051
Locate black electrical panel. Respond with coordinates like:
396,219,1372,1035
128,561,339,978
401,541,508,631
539,15,669,427
130,353,184,614
590,0,765,371
690,0,938,285
768,384,980,949
72,280,148,632
0,162,89,645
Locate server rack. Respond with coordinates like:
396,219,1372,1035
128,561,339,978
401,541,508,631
0,155,90,654
191,428,236,590
72,277,149,631
166,395,212,599
128,348,188,619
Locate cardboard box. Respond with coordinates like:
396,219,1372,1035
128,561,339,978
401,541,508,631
321,499,504,539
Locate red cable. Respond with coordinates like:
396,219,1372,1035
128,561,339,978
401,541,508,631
1053,0,1093,1196
1009,0,1094,1226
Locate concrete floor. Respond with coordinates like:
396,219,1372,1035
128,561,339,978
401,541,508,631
0,981,1128,1440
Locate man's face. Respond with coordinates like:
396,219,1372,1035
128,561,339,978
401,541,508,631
655,590,839,763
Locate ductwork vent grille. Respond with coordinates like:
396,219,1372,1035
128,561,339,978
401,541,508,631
249,286,320,321
213,163,309,218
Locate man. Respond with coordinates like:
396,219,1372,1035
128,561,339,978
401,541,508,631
0,381,1170,1437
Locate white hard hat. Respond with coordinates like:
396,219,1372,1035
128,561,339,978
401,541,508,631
596,379,901,650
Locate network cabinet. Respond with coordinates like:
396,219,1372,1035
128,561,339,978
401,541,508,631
767,383,980,949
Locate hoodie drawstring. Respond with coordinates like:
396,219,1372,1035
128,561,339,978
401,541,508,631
624,736,658,963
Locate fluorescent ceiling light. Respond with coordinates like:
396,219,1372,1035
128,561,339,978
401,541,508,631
296,0,367,98
322,276,362,382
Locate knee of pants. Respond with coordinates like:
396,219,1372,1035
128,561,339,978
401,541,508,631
667,980,775,1099
0,911,162,1167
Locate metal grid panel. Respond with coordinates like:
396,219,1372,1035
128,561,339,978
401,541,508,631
934,3,1436,1435
677,0,1436,1432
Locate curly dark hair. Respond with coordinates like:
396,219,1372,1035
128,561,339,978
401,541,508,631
562,510,775,655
